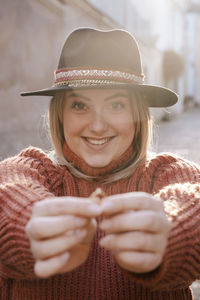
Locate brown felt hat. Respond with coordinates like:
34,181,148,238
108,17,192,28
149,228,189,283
21,27,178,107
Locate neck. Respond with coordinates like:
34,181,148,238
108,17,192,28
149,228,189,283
63,142,134,178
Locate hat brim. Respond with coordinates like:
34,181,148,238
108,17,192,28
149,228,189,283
20,83,178,108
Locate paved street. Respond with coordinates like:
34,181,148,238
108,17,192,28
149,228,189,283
154,106,200,299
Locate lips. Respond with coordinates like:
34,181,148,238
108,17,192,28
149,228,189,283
83,136,115,145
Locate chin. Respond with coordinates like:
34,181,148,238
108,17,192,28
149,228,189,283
88,162,110,168
85,157,112,168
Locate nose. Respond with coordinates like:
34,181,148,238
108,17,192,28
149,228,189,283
88,110,108,134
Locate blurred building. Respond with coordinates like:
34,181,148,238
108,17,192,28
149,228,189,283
0,0,117,159
1,0,199,159
86,0,199,118
185,0,200,106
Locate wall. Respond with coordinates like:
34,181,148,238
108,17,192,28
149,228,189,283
0,0,118,160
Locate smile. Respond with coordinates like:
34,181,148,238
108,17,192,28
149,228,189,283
83,137,114,145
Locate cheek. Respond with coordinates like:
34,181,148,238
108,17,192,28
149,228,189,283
63,115,86,139
123,124,135,143
63,113,77,138
115,115,135,138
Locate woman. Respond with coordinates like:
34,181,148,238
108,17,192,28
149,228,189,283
0,28,200,300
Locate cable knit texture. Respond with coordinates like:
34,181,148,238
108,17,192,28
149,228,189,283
0,146,200,300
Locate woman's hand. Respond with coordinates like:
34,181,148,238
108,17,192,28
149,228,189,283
99,192,171,274
26,197,102,278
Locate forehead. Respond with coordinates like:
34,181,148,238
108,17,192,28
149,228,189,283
65,88,129,99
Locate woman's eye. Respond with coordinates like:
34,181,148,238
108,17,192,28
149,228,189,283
71,101,87,111
110,102,124,110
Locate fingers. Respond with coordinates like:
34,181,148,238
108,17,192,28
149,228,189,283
100,231,166,272
26,215,89,239
34,252,70,278
32,193,162,220
100,210,171,234
31,229,87,260
30,217,97,260
99,231,167,253
114,251,162,273
80,218,97,244
31,219,97,278
33,197,102,217
101,192,163,216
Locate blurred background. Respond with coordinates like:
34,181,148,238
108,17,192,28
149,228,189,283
0,0,200,297
1,0,200,160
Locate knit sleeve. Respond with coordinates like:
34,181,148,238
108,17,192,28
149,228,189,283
125,154,200,291
0,147,61,280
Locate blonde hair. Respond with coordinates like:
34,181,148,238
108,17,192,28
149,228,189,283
48,89,151,183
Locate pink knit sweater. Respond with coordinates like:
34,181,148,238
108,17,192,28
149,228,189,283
0,146,200,300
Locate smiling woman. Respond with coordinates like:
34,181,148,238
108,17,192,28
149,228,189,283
0,28,200,300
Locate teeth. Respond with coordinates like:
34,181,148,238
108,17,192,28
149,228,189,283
86,138,110,145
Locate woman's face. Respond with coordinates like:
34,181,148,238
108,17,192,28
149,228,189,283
63,89,135,168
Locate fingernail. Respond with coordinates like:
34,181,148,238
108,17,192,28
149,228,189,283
88,204,102,214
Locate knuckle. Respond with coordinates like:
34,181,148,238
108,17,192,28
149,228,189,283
152,195,163,206
112,218,119,230
103,235,114,248
56,200,67,212
158,235,168,252
32,201,42,215
25,221,32,237
143,253,161,271
137,235,147,249
66,215,76,228
31,242,46,259
111,195,125,211
26,219,42,239
119,200,126,211
34,261,49,278
159,214,172,234
155,197,163,206
32,198,58,216
64,231,85,249
142,212,160,230
165,219,173,233
74,218,85,229
145,212,168,232
139,192,150,198
34,261,44,277
145,213,156,228
151,253,162,269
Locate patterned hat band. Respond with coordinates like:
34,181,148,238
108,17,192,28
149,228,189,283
54,68,145,87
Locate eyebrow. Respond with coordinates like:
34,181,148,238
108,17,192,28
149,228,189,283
104,92,128,101
67,92,128,101
67,92,91,101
